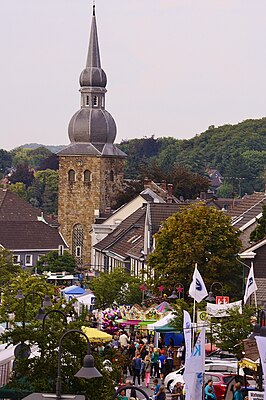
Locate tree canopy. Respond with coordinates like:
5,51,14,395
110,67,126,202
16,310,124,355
36,251,77,274
147,204,243,298
89,268,142,309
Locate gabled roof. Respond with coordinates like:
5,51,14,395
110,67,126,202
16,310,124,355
239,237,266,257
0,221,67,250
230,192,266,230
0,189,42,221
94,203,190,261
94,206,146,252
149,203,188,235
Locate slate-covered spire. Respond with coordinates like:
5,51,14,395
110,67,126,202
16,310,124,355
62,3,127,157
79,5,107,88
86,5,101,68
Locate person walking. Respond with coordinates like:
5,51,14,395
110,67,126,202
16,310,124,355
205,379,217,400
132,353,142,386
151,348,160,378
233,382,243,400
144,355,151,388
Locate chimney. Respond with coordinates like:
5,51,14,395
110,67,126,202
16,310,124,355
144,177,152,189
105,207,111,215
161,180,167,191
167,184,173,203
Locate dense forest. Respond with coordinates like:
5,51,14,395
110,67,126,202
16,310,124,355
1,117,266,214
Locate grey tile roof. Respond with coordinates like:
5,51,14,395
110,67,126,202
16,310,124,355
149,203,188,235
0,189,43,222
0,221,66,250
230,193,266,229
94,206,146,252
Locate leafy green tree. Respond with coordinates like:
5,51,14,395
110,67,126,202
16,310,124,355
9,182,28,200
10,148,31,168
0,148,12,174
89,268,142,308
28,169,58,214
9,163,34,187
10,147,53,170
36,251,77,274
0,271,56,325
211,305,256,359
2,306,121,400
250,204,266,242
28,146,53,169
0,249,20,286
147,204,242,298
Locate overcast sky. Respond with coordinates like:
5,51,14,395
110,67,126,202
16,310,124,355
0,0,265,150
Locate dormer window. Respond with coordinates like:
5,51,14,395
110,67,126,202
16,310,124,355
93,96,98,107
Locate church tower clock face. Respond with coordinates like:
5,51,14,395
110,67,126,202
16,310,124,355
57,5,126,271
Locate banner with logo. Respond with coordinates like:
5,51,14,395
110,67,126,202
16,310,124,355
188,265,208,303
206,300,242,317
183,327,205,400
183,310,192,360
244,264,258,304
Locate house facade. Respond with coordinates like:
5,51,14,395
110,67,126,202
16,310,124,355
0,188,68,269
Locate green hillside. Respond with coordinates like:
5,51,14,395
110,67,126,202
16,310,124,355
118,117,266,195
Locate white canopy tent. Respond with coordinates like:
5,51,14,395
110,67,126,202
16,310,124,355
74,293,95,316
147,312,175,348
147,312,175,330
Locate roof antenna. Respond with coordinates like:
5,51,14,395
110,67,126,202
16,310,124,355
93,0,96,16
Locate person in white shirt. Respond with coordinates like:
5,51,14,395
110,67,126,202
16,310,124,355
119,331,129,347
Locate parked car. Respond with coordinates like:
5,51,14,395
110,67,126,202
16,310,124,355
206,349,238,362
166,361,239,392
204,372,256,400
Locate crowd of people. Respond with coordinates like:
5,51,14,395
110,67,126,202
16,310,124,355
112,329,185,400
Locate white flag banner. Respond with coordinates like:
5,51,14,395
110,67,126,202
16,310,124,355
183,310,192,360
244,264,258,304
184,327,205,400
206,300,242,317
255,336,266,400
189,265,208,303
183,310,192,400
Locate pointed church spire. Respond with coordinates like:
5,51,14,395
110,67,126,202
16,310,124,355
86,4,101,68
79,4,107,88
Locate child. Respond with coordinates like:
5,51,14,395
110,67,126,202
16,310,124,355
144,355,151,388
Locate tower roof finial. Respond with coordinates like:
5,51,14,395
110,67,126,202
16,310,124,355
93,0,95,16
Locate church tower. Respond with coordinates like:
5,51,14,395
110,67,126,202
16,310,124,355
58,6,126,270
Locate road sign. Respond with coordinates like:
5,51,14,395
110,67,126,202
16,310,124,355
216,296,229,304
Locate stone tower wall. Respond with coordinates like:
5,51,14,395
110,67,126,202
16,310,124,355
58,155,124,269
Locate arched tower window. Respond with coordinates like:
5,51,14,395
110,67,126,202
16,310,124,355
93,96,98,107
72,224,84,267
68,169,75,183
110,170,114,182
84,170,91,183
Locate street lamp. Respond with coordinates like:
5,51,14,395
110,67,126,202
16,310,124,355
22,329,102,400
206,282,224,303
15,290,52,329
41,309,68,331
168,282,184,300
